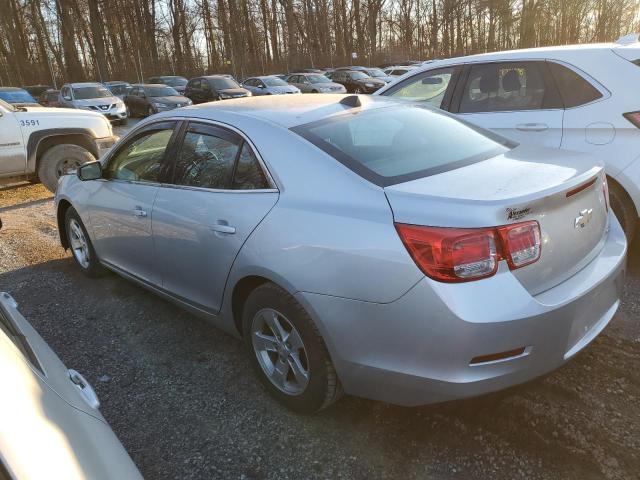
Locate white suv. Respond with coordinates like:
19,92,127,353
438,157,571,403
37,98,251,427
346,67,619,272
376,39,640,239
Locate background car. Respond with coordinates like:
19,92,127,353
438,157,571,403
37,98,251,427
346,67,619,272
22,85,53,98
329,70,385,93
0,292,143,479
0,87,40,107
146,75,188,94
104,81,132,99
335,66,395,84
38,89,60,108
242,75,300,95
184,75,251,103
384,65,417,76
56,95,625,415
125,83,192,117
59,82,128,125
375,39,640,240
285,73,346,93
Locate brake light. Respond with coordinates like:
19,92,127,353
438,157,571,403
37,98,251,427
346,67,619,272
602,176,610,212
395,221,541,283
623,111,640,128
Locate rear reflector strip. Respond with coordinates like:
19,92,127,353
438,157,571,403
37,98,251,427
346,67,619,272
470,346,528,365
565,177,597,198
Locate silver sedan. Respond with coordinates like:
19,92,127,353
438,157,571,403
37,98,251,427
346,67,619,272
285,73,346,94
55,95,626,413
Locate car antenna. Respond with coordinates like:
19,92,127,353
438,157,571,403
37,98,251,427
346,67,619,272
340,95,361,108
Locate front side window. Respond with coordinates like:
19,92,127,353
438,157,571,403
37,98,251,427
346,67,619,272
348,71,369,80
547,61,602,108
104,125,175,182
210,77,241,90
384,67,455,108
172,125,241,189
308,75,330,84
459,62,553,113
263,77,288,87
293,105,509,186
147,86,179,97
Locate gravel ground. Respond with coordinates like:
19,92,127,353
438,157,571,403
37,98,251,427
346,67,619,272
0,183,639,480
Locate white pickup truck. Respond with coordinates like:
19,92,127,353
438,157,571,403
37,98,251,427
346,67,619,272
0,98,118,191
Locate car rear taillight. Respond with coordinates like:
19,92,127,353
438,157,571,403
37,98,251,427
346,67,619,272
623,111,640,128
395,221,541,283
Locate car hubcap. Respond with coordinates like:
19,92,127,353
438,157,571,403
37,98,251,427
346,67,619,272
56,158,82,179
68,218,90,269
251,308,310,395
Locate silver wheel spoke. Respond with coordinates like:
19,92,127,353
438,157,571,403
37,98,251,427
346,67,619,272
264,310,287,341
253,332,278,352
271,359,289,388
287,353,309,387
287,328,304,351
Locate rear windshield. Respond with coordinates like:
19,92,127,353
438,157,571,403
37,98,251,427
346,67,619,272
108,84,131,95
161,77,188,87
308,75,331,84
292,105,510,186
147,86,179,97
0,90,36,104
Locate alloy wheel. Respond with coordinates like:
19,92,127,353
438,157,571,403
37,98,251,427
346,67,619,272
68,218,90,269
251,308,310,395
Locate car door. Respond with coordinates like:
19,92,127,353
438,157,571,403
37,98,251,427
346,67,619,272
84,120,179,286
126,87,139,115
152,121,279,314
0,102,25,175
452,61,564,148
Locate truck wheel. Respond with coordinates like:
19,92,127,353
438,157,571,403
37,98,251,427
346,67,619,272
38,144,95,192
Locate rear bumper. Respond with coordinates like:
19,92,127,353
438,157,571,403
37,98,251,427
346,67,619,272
297,214,627,406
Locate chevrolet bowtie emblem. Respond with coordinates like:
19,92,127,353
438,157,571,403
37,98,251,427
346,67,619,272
574,208,593,229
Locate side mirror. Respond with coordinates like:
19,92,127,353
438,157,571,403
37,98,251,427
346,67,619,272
77,161,102,181
63,95,72,101
258,84,266,89
422,77,443,85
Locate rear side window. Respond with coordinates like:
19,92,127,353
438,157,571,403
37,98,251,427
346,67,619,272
293,106,510,186
233,143,269,190
547,62,603,108
384,67,456,109
459,61,561,113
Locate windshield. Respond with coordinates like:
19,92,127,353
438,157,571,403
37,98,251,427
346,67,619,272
73,86,112,100
147,86,180,97
162,77,188,87
349,71,369,80
366,68,387,78
308,75,331,84
0,90,37,104
211,77,240,89
262,77,288,87
292,105,509,186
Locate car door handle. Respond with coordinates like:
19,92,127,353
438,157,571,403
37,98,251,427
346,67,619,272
210,223,236,234
516,123,549,132
132,207,147,218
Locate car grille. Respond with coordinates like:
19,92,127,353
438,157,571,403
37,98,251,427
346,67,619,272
89,104,114,111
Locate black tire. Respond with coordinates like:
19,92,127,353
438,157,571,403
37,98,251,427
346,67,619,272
38,144,95,192
608,179,637,242
243,283,342,413
65,207,107,278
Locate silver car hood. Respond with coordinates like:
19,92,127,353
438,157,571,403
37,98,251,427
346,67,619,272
73,97,119,107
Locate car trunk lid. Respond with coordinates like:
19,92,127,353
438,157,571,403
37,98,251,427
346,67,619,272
384,146,609,295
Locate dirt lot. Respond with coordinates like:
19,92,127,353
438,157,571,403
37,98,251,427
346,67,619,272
0,183,639,480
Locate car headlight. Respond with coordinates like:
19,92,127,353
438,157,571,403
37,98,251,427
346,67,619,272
218,93,230,99
365,83,374,88
246,91,252,97
186,99,193,105
319,87,331,92
152,102,168,108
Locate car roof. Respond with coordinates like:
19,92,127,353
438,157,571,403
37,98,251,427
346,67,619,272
133,83,172,88
171,94,401,128
151,75,184,79
0,87,26,92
